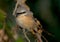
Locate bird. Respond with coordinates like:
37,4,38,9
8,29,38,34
13,0,52,42
13,4,43,42
13,0,54,42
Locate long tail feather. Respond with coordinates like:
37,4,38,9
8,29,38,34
35,33,43,42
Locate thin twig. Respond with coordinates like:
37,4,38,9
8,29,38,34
23,29,30,42
13,0,19,15
41,35,48,42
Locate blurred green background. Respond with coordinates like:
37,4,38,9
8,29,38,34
0,0,60,42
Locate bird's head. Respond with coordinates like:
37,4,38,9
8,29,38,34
13,5,33,17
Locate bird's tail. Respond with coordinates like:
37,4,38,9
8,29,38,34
35,33,43,42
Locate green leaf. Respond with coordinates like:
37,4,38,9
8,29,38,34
0,22,3,29
15,36,23,42
0,9,6,22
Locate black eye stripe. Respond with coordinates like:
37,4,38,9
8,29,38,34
16,11,26,17
17,11,26,14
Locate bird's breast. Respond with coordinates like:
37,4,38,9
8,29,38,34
16,15,35,29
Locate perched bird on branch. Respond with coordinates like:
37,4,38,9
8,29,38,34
13,0,53,42
13,4,43,42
